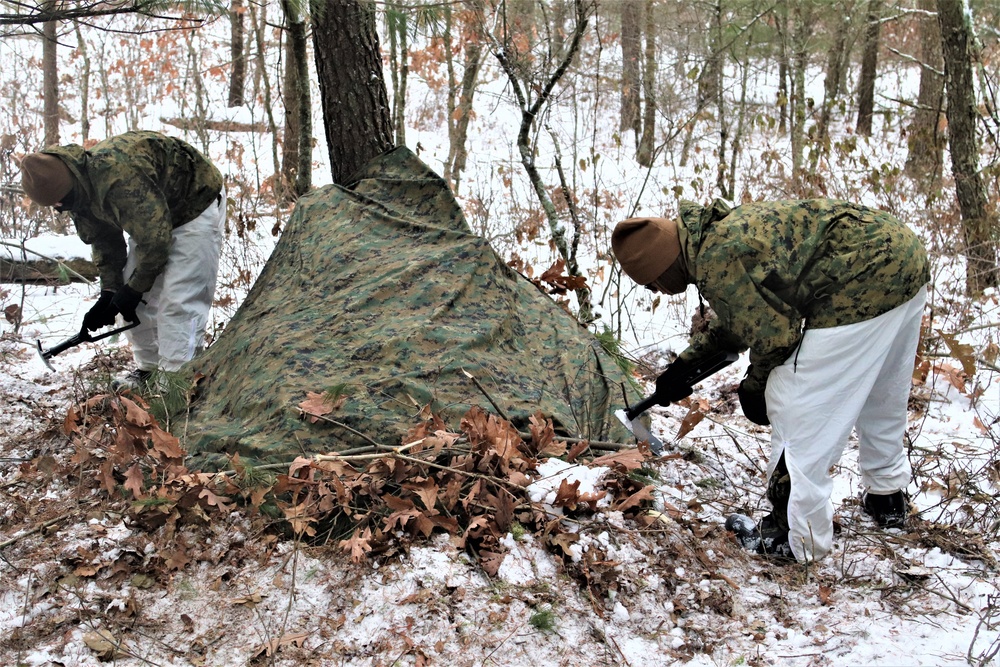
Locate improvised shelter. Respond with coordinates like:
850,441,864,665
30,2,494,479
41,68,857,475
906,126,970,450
184,147,641,468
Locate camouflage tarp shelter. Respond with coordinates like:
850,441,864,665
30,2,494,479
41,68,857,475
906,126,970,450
184,147,640,468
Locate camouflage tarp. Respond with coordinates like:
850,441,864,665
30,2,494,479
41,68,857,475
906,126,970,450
184,147,639,468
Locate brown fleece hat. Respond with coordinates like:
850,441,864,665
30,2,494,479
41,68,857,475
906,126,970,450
611,216,682,286
20,153,73,207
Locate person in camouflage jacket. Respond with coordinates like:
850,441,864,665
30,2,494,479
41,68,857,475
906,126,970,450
613,198,929,562
20,130,226,380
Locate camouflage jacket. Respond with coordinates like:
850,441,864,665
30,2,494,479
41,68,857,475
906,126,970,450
675,199,929,394
44,131,223,292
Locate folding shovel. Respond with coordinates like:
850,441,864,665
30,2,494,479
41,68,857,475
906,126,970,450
36,318,140,371
616,350,740,456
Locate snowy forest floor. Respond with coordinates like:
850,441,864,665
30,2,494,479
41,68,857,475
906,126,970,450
1,277,998,667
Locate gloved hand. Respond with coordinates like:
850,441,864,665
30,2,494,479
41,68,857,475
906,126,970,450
82,290,118,332
738,381,770,426
110,285,143,323
653,358,694,407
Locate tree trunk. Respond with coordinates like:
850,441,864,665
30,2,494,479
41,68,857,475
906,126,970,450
444,1,485,194
42,4,59,147
281,28,300,203
855,0,881,137
636,0,656,167
228,0,246,107
312,0,394,185
937,0,999,293
905,0,945,189
74,23,91,146
280,0,312,200
813,5,852,156
775,0,789,134
790,4,813,187
386,2,409,147
619,0,641,145
710,0,727,196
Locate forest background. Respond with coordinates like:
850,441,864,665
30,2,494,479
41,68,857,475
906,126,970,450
1,0,1000,666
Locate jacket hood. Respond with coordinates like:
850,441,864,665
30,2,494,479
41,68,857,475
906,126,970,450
677,198,732,281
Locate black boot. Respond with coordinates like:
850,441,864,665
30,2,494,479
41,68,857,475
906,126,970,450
862,490,910,529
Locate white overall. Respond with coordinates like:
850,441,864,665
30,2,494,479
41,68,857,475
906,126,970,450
123,189,226,372
764,285,927,562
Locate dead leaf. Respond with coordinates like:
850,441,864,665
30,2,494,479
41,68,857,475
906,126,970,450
340,527,373,562
230,592,266,605
818,584,834,605
298,391,343,423
553,478,581,508
939,331,977,377
591,449,645,470
613,485,655,513
83,629,121,659
150,427,185,460
675,399,710,439
251,631,309,659
124,462,145,498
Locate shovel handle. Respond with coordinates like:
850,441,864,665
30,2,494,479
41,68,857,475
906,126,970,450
39,317,140,361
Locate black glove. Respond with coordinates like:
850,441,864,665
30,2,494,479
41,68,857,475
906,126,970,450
82,290,118,332
110,285,143,323
653,358,694,407
738,382,770,426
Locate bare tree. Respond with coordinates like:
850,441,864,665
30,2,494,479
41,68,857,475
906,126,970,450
636,0,657,168
443,0,485,194
41,1,58,147
619,0,641,146
279,0,312,200
904,0,945,190
937,0,998,293
228,0,246,107
490,0,595,323
855,0,882,137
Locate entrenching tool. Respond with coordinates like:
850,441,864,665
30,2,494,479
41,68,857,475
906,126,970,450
616,350,739,455
36,318,140,371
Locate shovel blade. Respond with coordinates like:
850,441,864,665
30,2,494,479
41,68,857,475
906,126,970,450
615,409,664,456
36,340,56,371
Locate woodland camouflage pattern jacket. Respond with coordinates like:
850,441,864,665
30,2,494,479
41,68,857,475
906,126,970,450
44,131,223,292
675,198,929,394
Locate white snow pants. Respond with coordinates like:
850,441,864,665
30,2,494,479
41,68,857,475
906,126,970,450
764,285,926,562
123,190,226,373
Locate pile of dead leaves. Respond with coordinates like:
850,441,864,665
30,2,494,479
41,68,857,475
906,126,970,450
63,392,659,584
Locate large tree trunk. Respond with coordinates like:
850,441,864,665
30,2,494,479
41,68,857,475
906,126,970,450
312,0,393,184
228,0,246,107
855,0,881,137
905,0,946,189
937,0,999,293
619,0,642,145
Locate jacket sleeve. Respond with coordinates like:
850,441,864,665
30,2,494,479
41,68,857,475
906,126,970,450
104,177,174,293
680,260,804,394
73,213,128,292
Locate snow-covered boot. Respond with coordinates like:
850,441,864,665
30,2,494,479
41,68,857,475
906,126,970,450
862,490,910,529
725,513,794,560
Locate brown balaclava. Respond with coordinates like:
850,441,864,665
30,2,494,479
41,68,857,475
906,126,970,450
19,153,73,207
611,216,688,294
